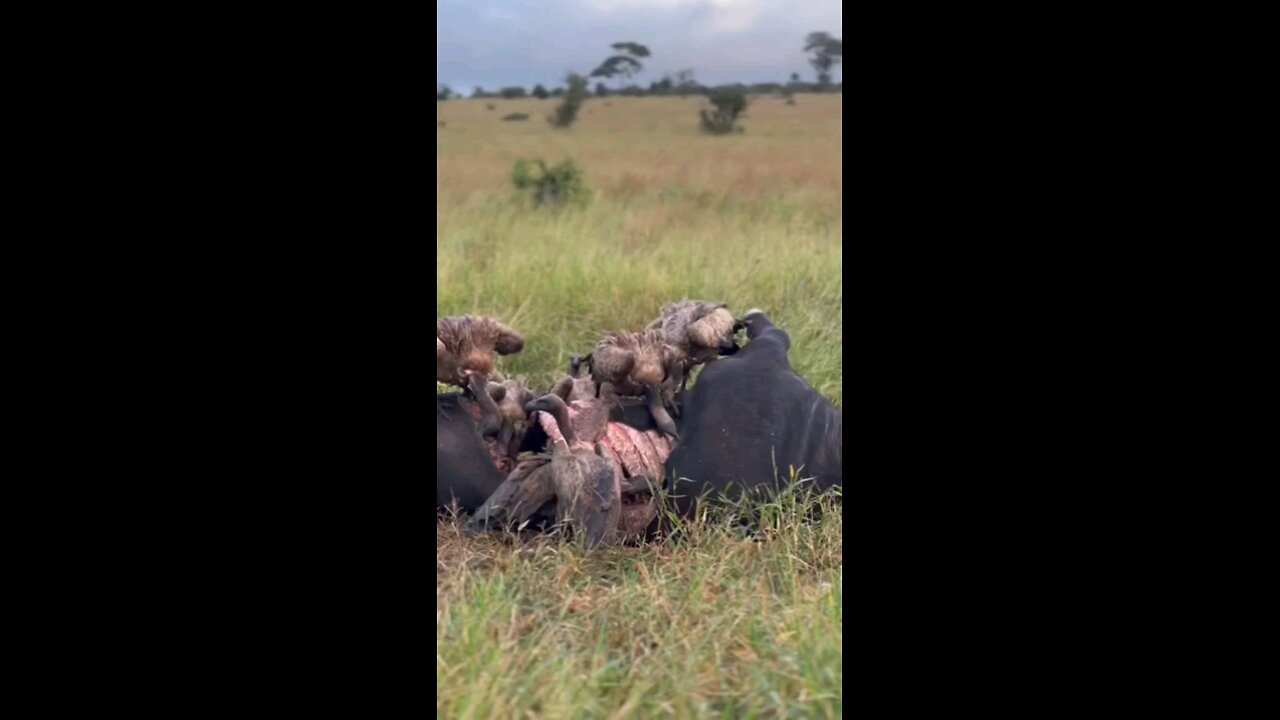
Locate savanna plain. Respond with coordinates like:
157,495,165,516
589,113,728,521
437,95,843,719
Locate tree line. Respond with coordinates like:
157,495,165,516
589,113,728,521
438,80,842,101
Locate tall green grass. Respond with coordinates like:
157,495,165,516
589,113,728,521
437,488,842,719
436,194,841,406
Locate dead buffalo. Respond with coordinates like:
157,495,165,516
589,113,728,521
461,311,840,539
663,309,842,516
436,392,506,515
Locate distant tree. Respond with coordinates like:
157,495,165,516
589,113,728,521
471,86,486,99
500,86,527,99
436,84,452,101
549,73,589,128
551,86,566,97
804,32,842,88
781,72,800,102
532,84,549,99
611,42,650,59
674,69,698,96
595,83,609,97
592,56,641,85
591,42,651,89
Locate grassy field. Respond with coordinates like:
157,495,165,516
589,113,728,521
437,94,842,718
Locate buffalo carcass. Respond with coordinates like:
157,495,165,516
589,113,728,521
663,309,841,516
438,368,545,514
475,310,840,536
436,391,507,515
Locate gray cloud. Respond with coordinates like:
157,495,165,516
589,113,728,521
437,0,842,90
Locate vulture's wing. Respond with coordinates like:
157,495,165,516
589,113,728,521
591,340,636,385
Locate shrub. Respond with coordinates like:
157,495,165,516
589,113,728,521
549,74,588,128
512,158,590,208
700,88,748,135
502,113,530,121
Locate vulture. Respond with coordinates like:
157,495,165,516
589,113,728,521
646,299,740,389
483,377,535,464
584,329,680,439
523,392,620,548
436,315,524,391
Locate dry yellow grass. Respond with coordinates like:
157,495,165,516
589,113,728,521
437,95,840,203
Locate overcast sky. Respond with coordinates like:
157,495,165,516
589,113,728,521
437,0,843,91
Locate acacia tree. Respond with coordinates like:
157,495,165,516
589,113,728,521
804,32,842,88
590,42,651,90
674,68,697,96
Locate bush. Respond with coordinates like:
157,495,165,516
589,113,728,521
549,74,588,128
700,88,748,134
512,158,590,208
502,113,530,121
